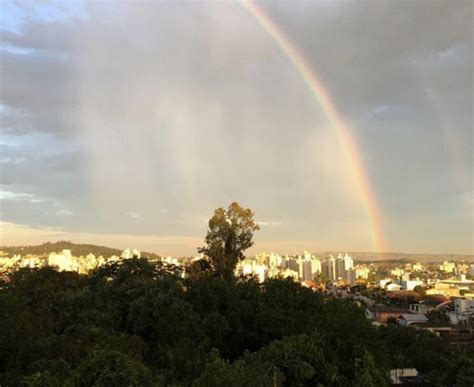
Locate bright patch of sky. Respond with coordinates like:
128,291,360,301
0,0,88,33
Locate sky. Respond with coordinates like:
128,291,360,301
0,0,472,256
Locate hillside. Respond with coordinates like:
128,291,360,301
0,241,162,260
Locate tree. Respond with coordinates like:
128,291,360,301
242,331,337,386
426,310,449,324
313,272,328,287
186,259,214,281
198,202,259,280
74,350,153,387
192,349,269,387
413,285,426,298
354,351,387,387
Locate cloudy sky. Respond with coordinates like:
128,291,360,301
0,0,472,256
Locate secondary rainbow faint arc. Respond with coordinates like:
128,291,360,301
241,0,386,254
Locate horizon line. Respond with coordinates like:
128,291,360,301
1,239,473,258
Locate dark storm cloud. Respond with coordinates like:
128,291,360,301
0,0,472,253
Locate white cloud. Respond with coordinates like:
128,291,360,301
127,212,141,219
0,156,26,164
0,190,48,204
0,190,34,200
257,221,282,227
56,209,73,216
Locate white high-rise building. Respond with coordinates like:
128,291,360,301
336,254,345,279
131,249,141,258
254,264,267,283
355,265,370,280
321,253,354,283
121,249,132,259
325,255,337,281
239,259,267,282
301,259,313,281
343,253,353,271
121,248,141,259
85,253,98,270
48,249,73,271
311,258,322,276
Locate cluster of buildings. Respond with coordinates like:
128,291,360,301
377,260,474,294
0,248,150,275
4,247,471,290
359,260,474,343
366,297,474,329
235,251,369,285
1,247,364,287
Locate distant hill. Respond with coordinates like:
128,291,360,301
0,241,162,260
317,251,473,263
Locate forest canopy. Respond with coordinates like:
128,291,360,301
1,258,473,386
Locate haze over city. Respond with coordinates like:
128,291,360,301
0,0,472,256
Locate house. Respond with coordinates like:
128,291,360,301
447,298,474,325
388,368,422,385
379,278,392,287
409,303,430,314
398,314,428,327
426,283,461,297
386,283,403,292
398,280,424,291
409,300,442,315
421,324,452,339
366,306,408,323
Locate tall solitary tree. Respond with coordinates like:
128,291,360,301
198,202,260,280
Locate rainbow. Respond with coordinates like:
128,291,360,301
241,0,386,255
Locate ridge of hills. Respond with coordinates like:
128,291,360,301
0,241,162,261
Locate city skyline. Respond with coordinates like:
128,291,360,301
1,1,472,255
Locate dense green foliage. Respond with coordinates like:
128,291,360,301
1,259,472,386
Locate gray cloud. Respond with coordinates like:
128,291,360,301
0,0,472,253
